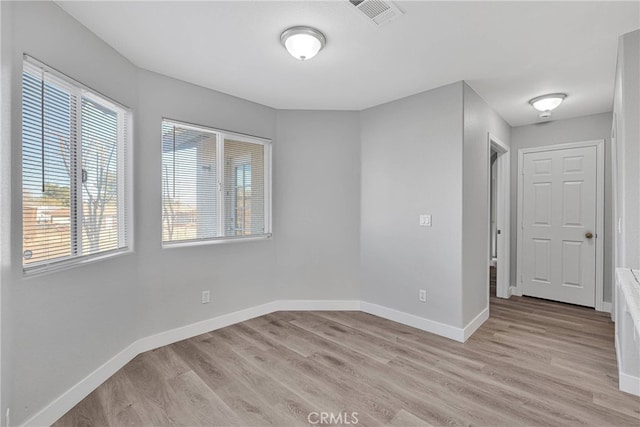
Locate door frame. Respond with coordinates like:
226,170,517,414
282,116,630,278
488,133,510,299
516,139,605,311
610,115,618,320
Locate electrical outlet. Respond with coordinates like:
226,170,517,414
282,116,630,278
419,289,427,302
419,214,432,227
201,290,210,304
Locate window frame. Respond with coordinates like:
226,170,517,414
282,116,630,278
161,118,272,248
21,55,133,276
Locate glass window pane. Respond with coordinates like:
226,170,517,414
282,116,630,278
162,123,218,243
224,139,264,237
22,69,74,265
81,98,119,255
22,58,130,272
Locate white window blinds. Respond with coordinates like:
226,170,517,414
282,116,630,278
223,139,265,237
22,56,131,273
162,120,271,246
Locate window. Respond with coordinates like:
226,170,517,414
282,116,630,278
161,119,271,246
22,56,131,273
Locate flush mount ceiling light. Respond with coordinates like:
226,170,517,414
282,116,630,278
280,26,326,61
529,93,567,119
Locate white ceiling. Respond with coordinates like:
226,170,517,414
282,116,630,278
56,1,639,126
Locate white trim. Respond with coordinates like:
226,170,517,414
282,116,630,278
601,301,612,313
23,301,280,427
463,307,489,341
593,140,605,311
614,269,640,397
0,4,4,424
216,136,225,235
360,301,466,342
264,142,272,236
516,140,605,310
160,119,272,247
276,299,361,311
161,234,272,249
616,335,640,396
21,57,133,277
162,117,271,144
22,341,139,427
136,300,362,356
615,330,622,368
136,301,279,354
124,113,135,256
488,133,510,300
23,54,129,112
619,372,640,396
22,248,133,278
517,150,524,294
21,298,483,426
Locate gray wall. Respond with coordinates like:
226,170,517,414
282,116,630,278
360,83,465,327
613,30,640,272
0,2,11,424
3,2,139,424
510,112,614,302
136,70,278,338
461,83,511,325
275,111,361,301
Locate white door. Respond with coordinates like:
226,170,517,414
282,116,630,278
521,145,597,307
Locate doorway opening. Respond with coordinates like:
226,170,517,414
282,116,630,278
488,134,510,300
490,149,498,297
489,148,498,297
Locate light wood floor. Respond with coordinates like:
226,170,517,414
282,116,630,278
55,282,639,426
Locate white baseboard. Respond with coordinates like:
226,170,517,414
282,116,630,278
463,307,489,341
22,341,140,427
619,371,640,396
600,301,612,314
137,301,279,354
20,299,471,426
360,301,466,342
22,301,281,427
496,286,511,299
509,286,522,296
613,318,640,397
275,299,361,311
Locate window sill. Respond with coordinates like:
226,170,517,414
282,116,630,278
162,233,272,249
23,248,134,279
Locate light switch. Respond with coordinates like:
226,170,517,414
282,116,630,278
419,214,432,227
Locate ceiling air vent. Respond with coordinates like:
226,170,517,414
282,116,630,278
347,0,403,26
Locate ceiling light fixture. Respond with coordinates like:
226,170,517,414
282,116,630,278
529,93,567,119
280,26,326,61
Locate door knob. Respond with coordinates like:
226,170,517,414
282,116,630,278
585,232,593,239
